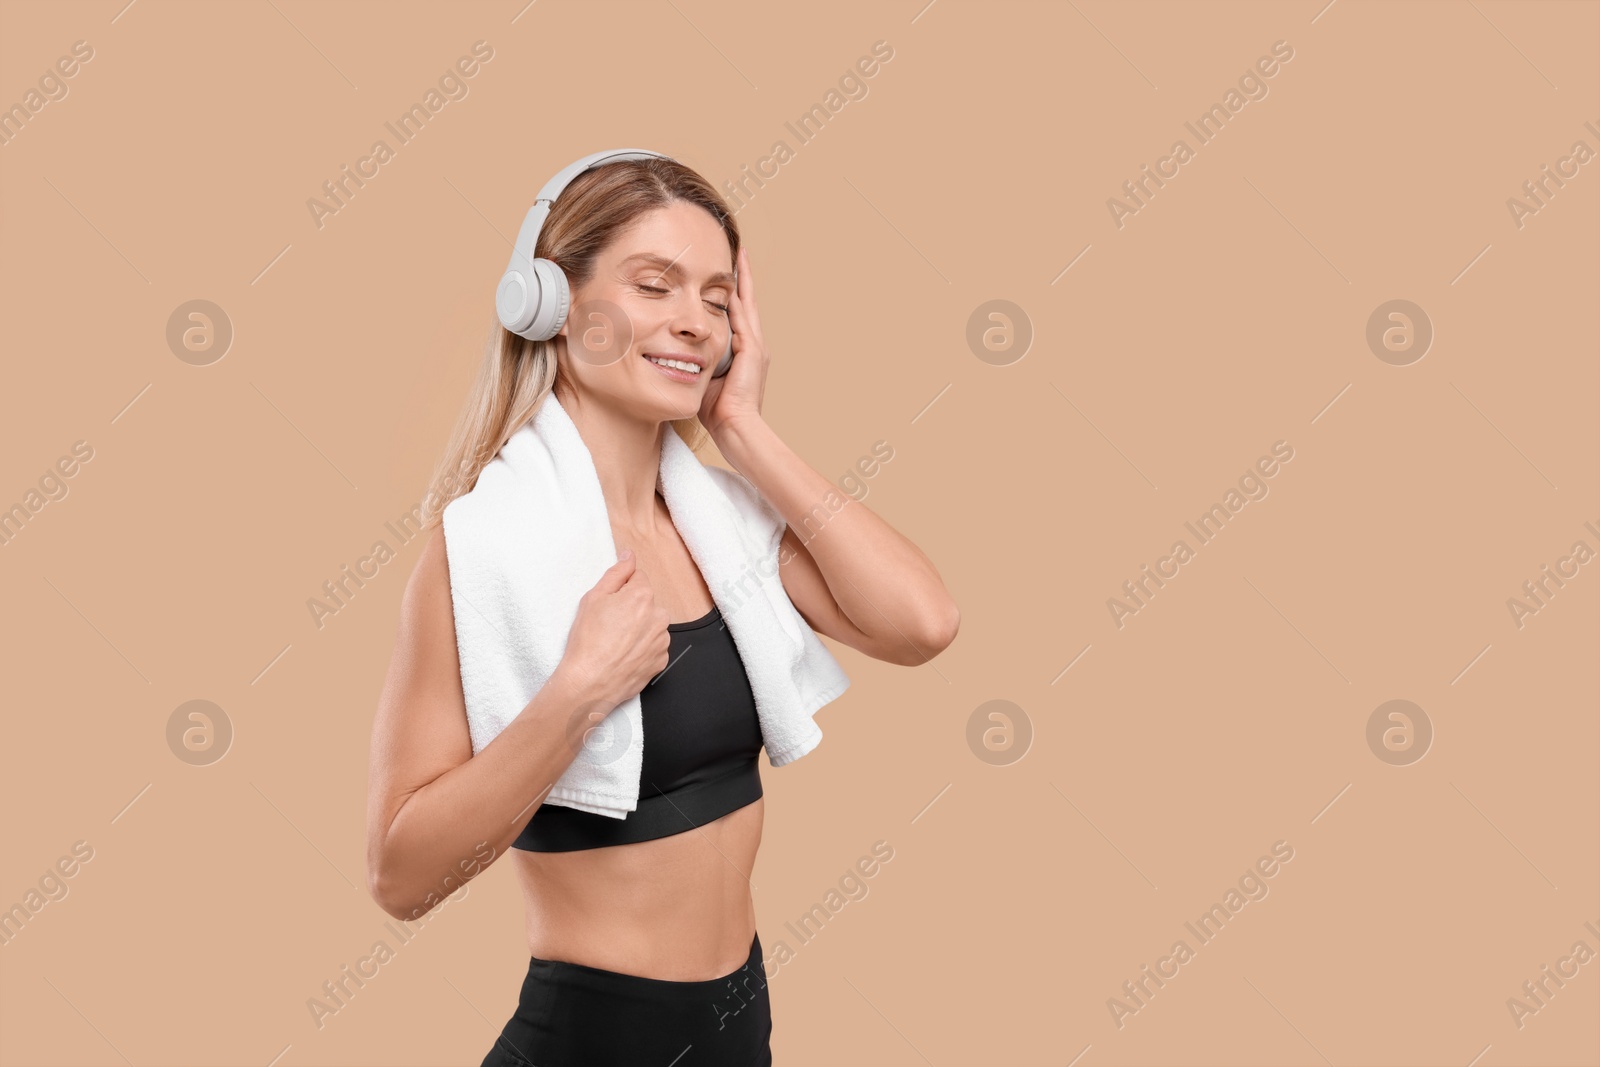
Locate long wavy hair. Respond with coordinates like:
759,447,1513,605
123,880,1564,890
419,156,741,531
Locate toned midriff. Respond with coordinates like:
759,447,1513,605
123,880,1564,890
510,796,763,981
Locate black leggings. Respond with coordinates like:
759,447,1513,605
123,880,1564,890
479,932,772,1066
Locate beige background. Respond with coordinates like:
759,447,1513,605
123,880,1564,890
1,0,1596,1064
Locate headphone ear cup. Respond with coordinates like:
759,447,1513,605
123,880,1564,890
495,268,534,334
521,258,571,341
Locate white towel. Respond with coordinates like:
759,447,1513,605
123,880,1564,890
441,391,852,819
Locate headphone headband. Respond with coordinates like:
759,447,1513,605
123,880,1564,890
535,148,669,205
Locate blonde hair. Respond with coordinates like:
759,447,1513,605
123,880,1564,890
419,156,741,531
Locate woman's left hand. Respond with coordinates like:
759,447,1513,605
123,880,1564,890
698,245,768,440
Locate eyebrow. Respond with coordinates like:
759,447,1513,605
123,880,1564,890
620,252,735,287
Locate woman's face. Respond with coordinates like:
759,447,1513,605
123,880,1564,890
556,200,736,422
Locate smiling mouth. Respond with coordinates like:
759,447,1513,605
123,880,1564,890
642,354,703,377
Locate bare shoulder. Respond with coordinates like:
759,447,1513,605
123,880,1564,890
372,524,471,774
407,523,453,616
390,525,457,663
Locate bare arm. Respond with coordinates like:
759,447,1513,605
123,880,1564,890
364,525,600,921
712,416,959,666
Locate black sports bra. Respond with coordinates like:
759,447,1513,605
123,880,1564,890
512,604,764,852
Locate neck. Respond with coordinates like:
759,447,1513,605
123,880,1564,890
554,380,666,536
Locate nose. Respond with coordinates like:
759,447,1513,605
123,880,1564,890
671,297,715,349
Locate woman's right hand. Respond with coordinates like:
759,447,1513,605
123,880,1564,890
555,550,671,710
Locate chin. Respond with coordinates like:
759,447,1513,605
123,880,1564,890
562,357,705,423
606,385,700,425
628,356,706,420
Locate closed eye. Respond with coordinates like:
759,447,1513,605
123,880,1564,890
636,283,730,316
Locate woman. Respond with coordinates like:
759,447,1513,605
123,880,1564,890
364,155,959,1065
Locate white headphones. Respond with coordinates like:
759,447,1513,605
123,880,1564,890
495,148,735,378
